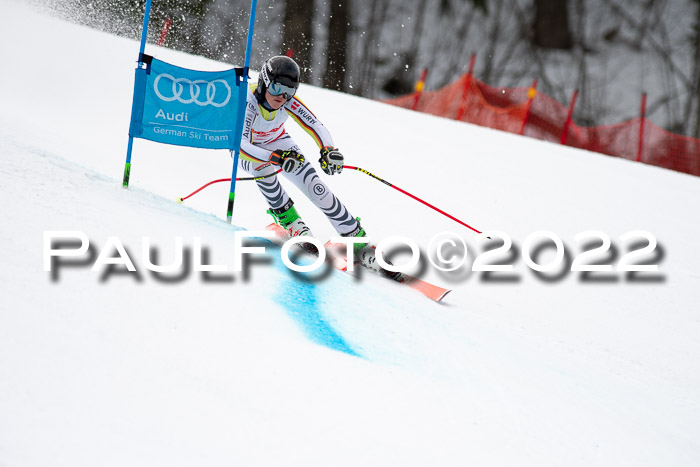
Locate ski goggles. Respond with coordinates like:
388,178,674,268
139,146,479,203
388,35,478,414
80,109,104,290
268,81,297,98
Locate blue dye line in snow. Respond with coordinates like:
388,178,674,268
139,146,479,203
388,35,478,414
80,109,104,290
275,277,359,357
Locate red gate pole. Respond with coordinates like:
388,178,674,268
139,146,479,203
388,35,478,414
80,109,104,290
636,92,647,162
520,79,538,135
411,68,428,111
157,18,172,46
560,89,579,145
467,53,476,76
456,53,477,121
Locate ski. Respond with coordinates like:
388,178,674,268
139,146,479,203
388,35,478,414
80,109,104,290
265,223,451,302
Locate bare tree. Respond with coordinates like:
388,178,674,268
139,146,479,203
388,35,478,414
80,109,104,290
481,0,504,83
354,0,390,96
282,0,314,74
323,0,350,91
533,0,573,49
690,0,700,137
381,0,429,96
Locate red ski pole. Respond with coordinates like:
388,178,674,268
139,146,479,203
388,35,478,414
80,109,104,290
178,169,282,203
344,166,483,235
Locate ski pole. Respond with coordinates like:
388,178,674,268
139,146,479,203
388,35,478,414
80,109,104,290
344,166,483,235
178,169,282,203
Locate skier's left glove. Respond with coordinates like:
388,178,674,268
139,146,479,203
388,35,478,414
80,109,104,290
319,146,344,175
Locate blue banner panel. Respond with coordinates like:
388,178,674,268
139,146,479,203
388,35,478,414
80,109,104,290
129,57,242,150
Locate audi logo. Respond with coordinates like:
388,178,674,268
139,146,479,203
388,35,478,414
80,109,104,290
153,73,231,107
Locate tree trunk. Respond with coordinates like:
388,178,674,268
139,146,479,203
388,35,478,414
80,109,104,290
323,0,350,91
533,0,573,49
382,0,428,96
356,0,389,96
282,0,314,74
693,0,700,138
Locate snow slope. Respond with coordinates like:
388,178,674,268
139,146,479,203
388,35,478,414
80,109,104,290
1,1,700,466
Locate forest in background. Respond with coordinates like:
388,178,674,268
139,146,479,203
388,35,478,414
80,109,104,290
37,0,700,138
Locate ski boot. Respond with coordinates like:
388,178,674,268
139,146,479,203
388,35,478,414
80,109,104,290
268,201,318,255
341,218,405,282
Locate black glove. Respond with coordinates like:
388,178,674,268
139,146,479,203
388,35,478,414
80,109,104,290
270,149,305,174
319,146,344,175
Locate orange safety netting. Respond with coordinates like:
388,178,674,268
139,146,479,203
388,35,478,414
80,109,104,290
383,73,700,177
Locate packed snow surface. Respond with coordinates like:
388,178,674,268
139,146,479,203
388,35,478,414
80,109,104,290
1,2,699,466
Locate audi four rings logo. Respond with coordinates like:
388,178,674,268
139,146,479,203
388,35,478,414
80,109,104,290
153,73,231,107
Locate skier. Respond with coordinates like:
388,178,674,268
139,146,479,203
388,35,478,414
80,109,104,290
234,55,387,273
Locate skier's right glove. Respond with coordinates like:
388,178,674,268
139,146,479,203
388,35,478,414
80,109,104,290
270,149,305,174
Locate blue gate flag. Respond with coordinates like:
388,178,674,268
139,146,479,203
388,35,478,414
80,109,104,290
128,55,244,150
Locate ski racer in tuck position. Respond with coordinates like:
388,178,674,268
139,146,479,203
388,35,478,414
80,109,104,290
234,55,388,274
